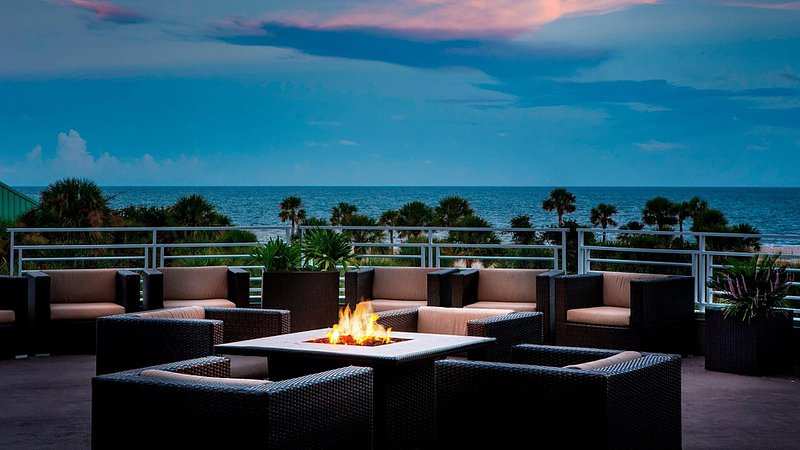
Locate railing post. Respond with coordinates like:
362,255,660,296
691,253,699,310
420,246,426,268
17,249,23,276
9,230,15,275
697,234,707,309
285,226,292,242
436,246,441,267
577,230,584,274
561,230,568,273
427,229,434,268
151,229,158,269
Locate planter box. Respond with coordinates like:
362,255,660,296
261,271,340,332
705,307,793,375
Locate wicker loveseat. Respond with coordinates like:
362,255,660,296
345,267,457,312
92,356,374,449
28,269,140,354
376,306,543,362
143,266,250,310
96,306,290,376
0,276,29,358
555,271,695,353
436,344,681,449
449,268,562,340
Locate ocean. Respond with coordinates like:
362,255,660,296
14,186,800,238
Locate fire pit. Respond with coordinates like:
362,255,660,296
308,302,406,346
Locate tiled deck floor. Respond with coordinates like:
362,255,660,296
0,355,797,449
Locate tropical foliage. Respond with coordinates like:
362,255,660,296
278,195,306,238
590,203,618,242
379,209,400,244
435,196,474,227
302,229,358,272
396,201,434,237
708,255,793,322
330,202,358,226
541,188,576,226
249,237,302,272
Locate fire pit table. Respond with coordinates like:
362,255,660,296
215,329,495,449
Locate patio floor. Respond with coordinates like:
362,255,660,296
0,355,797,449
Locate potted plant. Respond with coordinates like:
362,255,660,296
705,254,794,375
252,230,357,332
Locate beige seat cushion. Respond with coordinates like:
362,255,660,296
0,310,15,324
477,269,542,303
134,306,206,320
370,299,427,312
51,302,125,321
564,351,642,370
372,267,439,301
44,269,118,304
163,299,236,309
417,306,514,336
567,306,630,327
221,355,269,379
140,369,270,387
159,266,229,301
600,271,669,308
465,301,537,312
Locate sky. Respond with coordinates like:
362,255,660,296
0,0,799,186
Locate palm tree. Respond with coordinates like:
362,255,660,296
509,214,535,245
589,203,618,242
434,196,474,227
170,194,231,227
342,213,383,252
541,188,576,226
278,196,306,238
27,177,112,228
674,196,708,237
379,209,400,244
448,215,500,268
330,202,358,226
642,196,678,229
396,201,434,238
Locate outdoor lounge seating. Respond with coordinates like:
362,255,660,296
435,344,681,449
0,276,29,358
449,268,562,340
28,269,140,354
92,356,374,449
142,265,250,310
96,305,290,376
554,271,695,353
376,306,543,362
345,266,458,312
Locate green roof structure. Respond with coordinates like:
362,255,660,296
0,181,38,222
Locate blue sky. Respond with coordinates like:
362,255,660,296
1,0,799,186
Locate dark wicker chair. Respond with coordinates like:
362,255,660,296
96,306,290,375
435,344,682,449
555,272,695,354
143,266,250,310
449,268,562,341
345,266,458,312
92,356,374,449
0,276,30,358
376,306,543,362
28,269,140,354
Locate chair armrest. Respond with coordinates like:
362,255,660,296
427,268,458,307
511,344,623,366
375,307,419,332
205,307,291,342
554,273,602,326
226,267,251,308
535,270,563,341
466,312,543,362
27,271,51,352
449,269,478,308
95,315,223,375
345,267,374,308
142,269,163,310
629,276,695,328
0,276,28,322
115,270,141,313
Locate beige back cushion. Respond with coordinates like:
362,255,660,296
44,269,118,304
140,369,270,387
372,267,439,301
417,306,513,336
563,351,642,370
134,306,206,320
477,269,543,303
0,310,16,324
601,272,669,308
159,266,228,300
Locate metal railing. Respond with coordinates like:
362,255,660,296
577,228,800,316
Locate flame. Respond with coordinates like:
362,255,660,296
324,302,392,345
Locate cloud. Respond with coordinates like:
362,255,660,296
56,0,147,24
635,140,684,151
26,145,43,163
721,1,800,10
339,139,358,146
747,144,770,151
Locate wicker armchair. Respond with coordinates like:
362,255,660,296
96,306,290,375
0,276,29,358
449,268,562,341
92,356,374,449
143,266,250,310
345,266,458,312
28,269,140,354
555,272,695,353
376,306,543,362
436,344,681,449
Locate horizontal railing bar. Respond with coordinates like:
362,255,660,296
157,242,259,248
302,225,568,233
588,258,693,267
433,243,558,250
438,256,554,261
15,244,150,250
21,256,146,262
350,243,432,248
578,228,800,239
355,254,424,260
584,245,698,255
9,226,290,232
163,254,250,260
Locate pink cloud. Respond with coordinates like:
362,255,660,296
722,1,800,9
222,0,656,40
58,0,146,24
